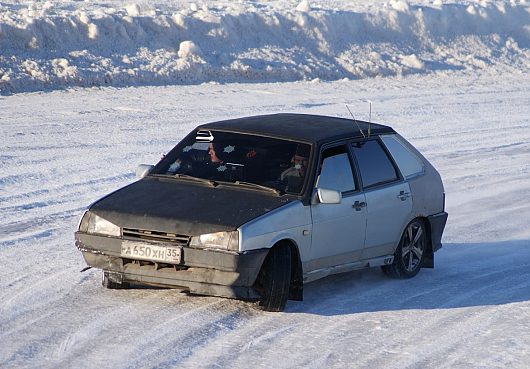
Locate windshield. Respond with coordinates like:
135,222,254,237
151,130,312,194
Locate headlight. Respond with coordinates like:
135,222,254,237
79,211,121,237
190,231,239,251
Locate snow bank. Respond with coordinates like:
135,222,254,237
0,0,529,93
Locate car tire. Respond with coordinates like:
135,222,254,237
382,218,427,279
102,271,129,289
255,245,291,312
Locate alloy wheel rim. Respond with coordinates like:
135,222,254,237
401,222,424,272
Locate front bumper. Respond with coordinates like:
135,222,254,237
75,232,268,300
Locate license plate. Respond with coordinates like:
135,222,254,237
121,241,181,264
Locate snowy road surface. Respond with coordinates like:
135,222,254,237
1,70,530,368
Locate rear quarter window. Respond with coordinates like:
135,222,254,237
380,135,424,179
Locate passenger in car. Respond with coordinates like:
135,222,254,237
205,142,243,181
208,142,223,163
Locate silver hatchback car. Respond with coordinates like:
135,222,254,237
75,114,447,311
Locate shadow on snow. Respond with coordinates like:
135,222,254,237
287,240,530,315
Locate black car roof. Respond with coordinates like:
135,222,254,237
197,113,395,144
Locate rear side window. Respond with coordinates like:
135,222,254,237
380,135,424,179
351,140,398,188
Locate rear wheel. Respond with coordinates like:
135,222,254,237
382,219,426,279
102,271,129,289
255,245,291,312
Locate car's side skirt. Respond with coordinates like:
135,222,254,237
303,255,394,283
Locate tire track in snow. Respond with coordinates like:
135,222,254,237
0,172,134,251
0,173,133,221
0,211,81,251
0,173,133,203
53,295,218,365
0,309,58,344
54,297,253,369
1,272,229,369
120,300,256,369
328,301,502,369
176,311,296,369
240,324,295,352
377,307,506,369
0,268,77,323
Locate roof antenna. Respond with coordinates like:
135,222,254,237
366,100,372,138
346,105,365,139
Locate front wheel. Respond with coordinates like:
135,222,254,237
382,219,427,279
255,245,291,312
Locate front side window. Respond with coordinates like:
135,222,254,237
316,146,356,193
351,139,398,188
151,130,311,194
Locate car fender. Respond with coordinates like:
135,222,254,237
238,200,311,262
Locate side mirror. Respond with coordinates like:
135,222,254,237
136,164,154,179
315,188,342,204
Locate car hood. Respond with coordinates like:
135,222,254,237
89,177,295,236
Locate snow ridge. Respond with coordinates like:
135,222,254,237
0,0,529,93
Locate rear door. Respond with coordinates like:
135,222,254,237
350,139,412,259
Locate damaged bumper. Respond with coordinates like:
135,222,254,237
75,232,268,300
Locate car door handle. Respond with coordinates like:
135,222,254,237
352,201,367,211
397,190,411,201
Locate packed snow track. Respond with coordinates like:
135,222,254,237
1,70,530,368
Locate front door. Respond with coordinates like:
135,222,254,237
309,147,367,271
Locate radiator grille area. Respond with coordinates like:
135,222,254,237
123,228,190,245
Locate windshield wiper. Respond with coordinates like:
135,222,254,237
174,174,219,186
152,173,218,186
233,181,282,195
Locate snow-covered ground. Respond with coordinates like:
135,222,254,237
1,69,530,368
2,0,530,368
1,0,529,93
